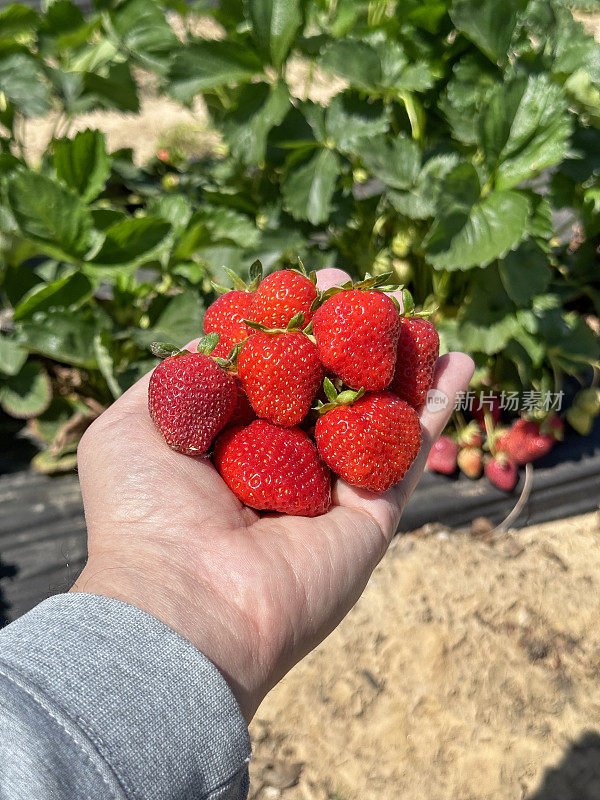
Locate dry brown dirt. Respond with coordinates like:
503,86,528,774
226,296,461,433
249,512,600,800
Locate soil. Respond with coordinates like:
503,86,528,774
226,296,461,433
249,512,600,800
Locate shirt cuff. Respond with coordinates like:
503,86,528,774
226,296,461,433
0,593,251,800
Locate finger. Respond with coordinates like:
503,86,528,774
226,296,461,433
333,351,474,538
315,268,351,292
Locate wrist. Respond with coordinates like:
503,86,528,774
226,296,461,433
70,553,266,721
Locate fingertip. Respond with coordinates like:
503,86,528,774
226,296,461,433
315,268,352,292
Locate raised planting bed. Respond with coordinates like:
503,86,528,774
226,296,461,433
1,418,599,626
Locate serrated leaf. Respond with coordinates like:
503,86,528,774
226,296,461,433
282,148,339,224
93,331,122,399
90,217,172,269
223,80,290,165
450,0,528,63
196,207,260,248
54,129,111,203
0,360,51,418
7,170,93,260
499,240,551,306
480,74,571,190
388,153,459,219
358,135,421,190
247,0,303,69
16,310,103,369
423,163,530,269
321,40,381,91
0,53,51,117
13,271,93,321
0,4,38,38
325,92,389,152
0,335,27,376
109,0,178,73
168,40,262,103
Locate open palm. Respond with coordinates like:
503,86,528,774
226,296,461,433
73,269,473,721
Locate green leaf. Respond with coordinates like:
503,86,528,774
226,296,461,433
388,153,459,219
0,360,52,419
0,335,27,376
0,54,50,117
450,0,528,63
423,163,530,269
196,207,260,248
90,217,172,269
325,92,389,152
53,129,111,203
480,74,571,190
358,135,421,190
83,62,140,113
146,194,192,233
321,40,381,91
168,41,262,103
499,240,551,306
282,148,340,224
109,0,179,72
32,449,78,474
223,80,290,164
134,291,205,348
0,4,38,38
16,309,105,368
247,0,303,69
7,170,93,260
93,330,122,399
13,271,93,321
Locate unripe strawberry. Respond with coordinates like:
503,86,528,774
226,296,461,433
426,435,458,475
566,405,593,436
457,446,483,479
148,338,237,455
237,327,324,427
485,455,519,492
213,420,331,517
574,387,600,416
456,421,483,448
248,270,318,329
390,317,439,411
313,288,400,391
314,387,421,492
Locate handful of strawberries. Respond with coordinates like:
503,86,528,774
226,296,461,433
148,262,439,517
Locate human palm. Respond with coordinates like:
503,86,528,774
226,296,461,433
72,269,473,721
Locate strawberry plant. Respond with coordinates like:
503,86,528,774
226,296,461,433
1,0,599,474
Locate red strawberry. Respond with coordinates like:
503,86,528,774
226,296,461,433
227,379,256,427
473,395,502,426
390,317,439,411
203,290,253,358
426,435,458,475
249,270,318,329
237,330,324,427
314,389,421,492
457,446,483,479
213,420,331,517
312,290,400,391
148,340,237,455
485,455,518,492
497,418,555,465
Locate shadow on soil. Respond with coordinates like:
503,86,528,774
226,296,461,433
0,558,17,628
528,731,600,800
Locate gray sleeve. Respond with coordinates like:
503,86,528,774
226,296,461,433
0,593,251,800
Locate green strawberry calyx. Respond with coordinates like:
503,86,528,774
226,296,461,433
212,259,263,295
314,377,365,415
150,332,226,362
243,312,313,338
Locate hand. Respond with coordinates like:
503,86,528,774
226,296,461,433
71,268,474,722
